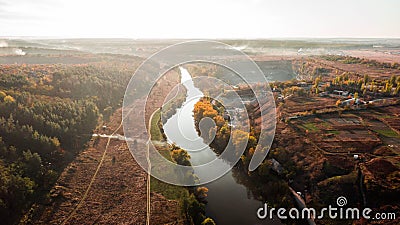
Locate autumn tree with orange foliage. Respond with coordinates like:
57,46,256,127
193,97,258,167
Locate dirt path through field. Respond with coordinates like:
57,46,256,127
33,107,181,225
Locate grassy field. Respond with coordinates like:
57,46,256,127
150,109,163,141
302,122,320,132
151,175,189,201
150,144,189,201
327,130,340,135
149,109,189,202
374,129,400,138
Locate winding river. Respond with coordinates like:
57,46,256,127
163,67,281,225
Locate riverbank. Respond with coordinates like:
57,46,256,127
161,67,284,225
148,68,217,225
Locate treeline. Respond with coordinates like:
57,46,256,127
322,55,400,70
169,144,215,225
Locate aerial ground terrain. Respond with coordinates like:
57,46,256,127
0,39,399,225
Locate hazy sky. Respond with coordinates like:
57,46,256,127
0,0,399,38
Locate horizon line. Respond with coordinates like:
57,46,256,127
1,36,400,40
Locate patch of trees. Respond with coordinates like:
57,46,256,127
193,97,259,166
0,159,35,224
168,144,215,225
0,93,98,151
330,74,400,97
181,193,216,225
50,65,129,111
0,73,29,88
171,147,192,166
0,93,98,223
322,55,400,70
0,135,59,224
193,98,231,152
282,86,308,97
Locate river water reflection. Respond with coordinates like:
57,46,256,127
163,67,281,225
